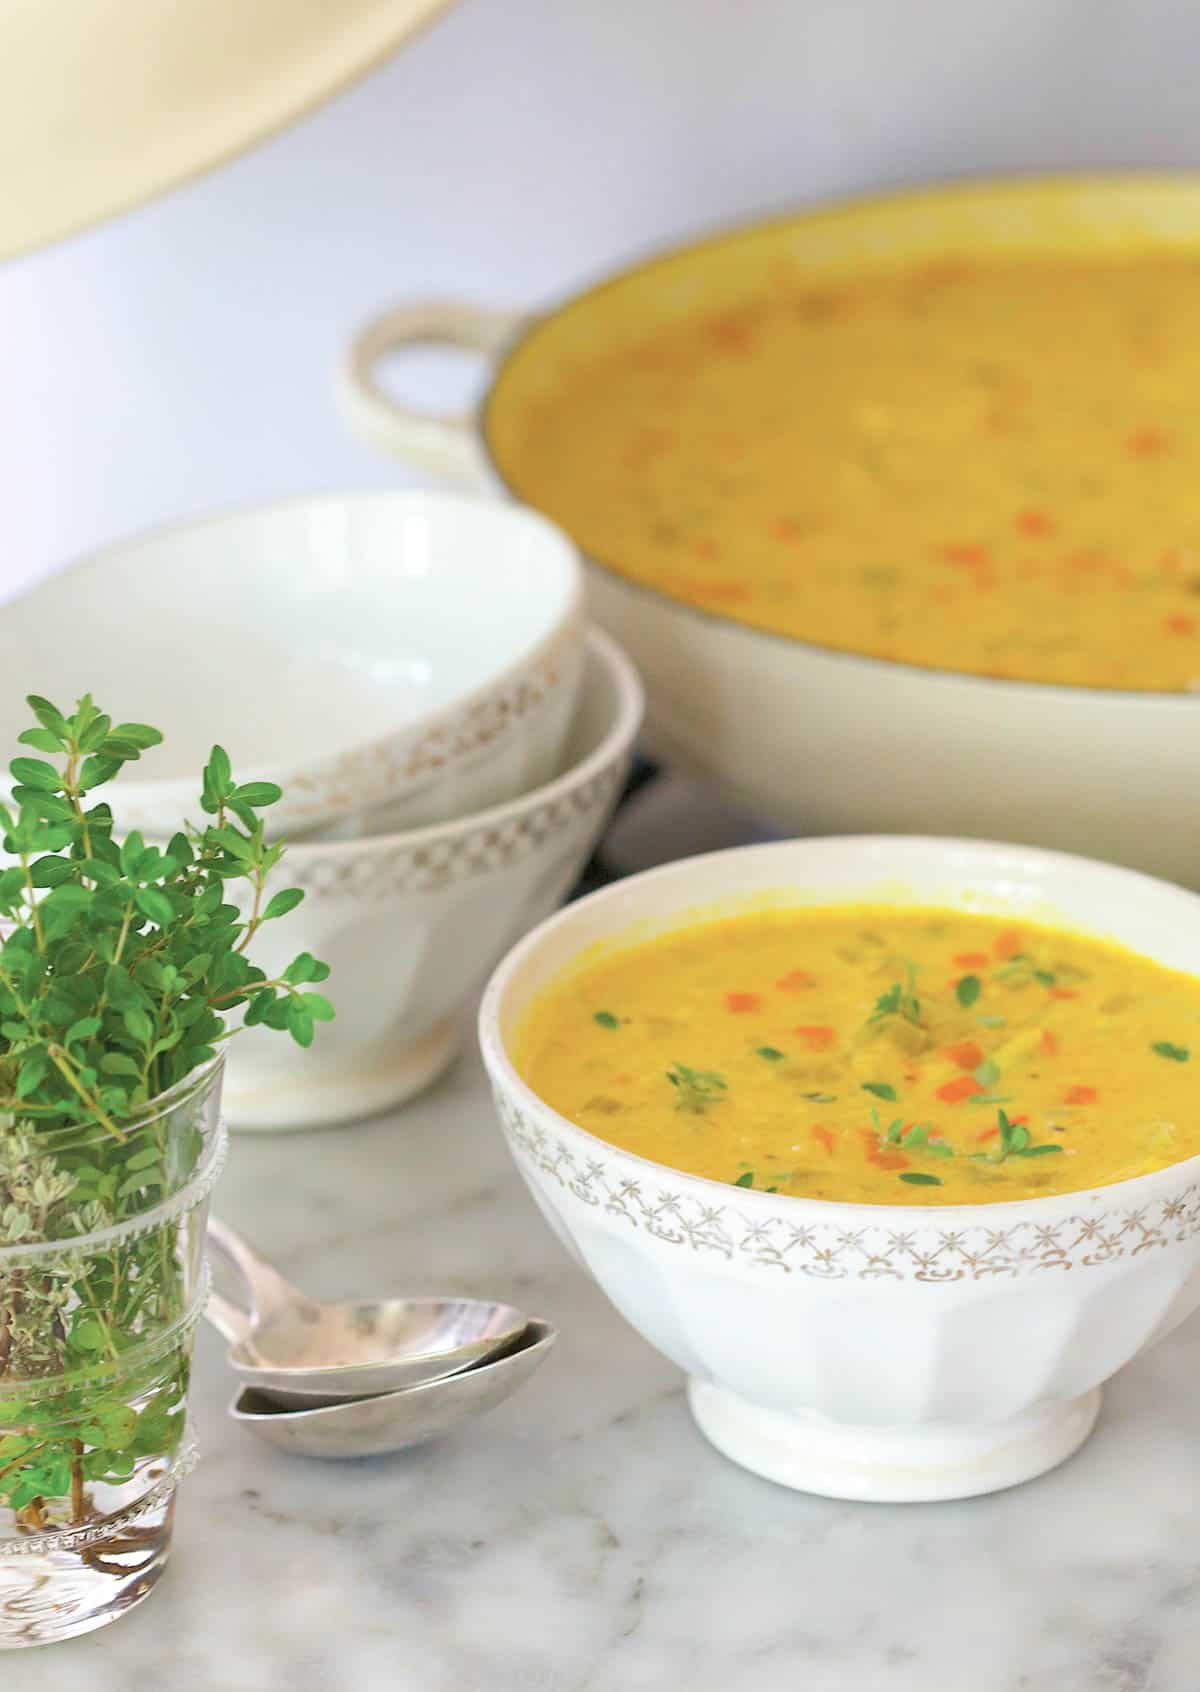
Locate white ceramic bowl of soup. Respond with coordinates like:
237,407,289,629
479,835,1200,1502
0,489,585,839
341,174,1200,888
223,628,643,1130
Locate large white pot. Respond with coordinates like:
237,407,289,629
479,834,1200,1501
339,174,1200,887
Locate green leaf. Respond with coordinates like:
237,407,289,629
71,1318,105,1352
124,1007,155,1045
79,753,123,791
203,744,234,808
26,694,69,739
211,826,253,863
861,1081,897,1101
301,993,335,1022
124,1144,161,1171
284,952,318,985
1013,1144,1064,1157
286,1001,314,1047
234,781,283,808
100,1052,141,1077
29,854,75,887
65,1016,102,1046
16,1052,47,1097
898,1172,943,1186
593,1010,619,1030
973,1058,1000,1088
1152,1041,1190,1063
78,712,113,752
756,1045,784,1061
135,888,175,927
111,723,163,750
956,975,982,1008
8,757,60,792
17,726,64,753
734,1171,755,1188
260,887,303,922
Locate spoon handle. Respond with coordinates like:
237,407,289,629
206,1216,305,1327
205,1287,254,1346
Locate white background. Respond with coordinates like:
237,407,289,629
1,0,1197,598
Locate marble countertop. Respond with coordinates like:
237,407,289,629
31,777,1200,1692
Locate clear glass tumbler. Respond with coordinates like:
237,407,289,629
0,1054,225,1647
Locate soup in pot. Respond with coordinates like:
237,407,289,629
495,256,1200,691
516,905,1200,1205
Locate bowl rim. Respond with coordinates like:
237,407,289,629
0,485,586,808
478,831,1200,1224
278,624,644,862
481,167,1200,709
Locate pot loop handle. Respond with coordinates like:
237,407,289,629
338,300,530,488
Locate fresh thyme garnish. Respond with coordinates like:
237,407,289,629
733,1171,779,1192
756,1045,785,1061
593,1010,620,1030
861,1081,898,1101
955,974,981,1008
972,1107,1064,1163
799,1090,837,1102
666,1062,727,1113
869,962,923,1028
898,1171,942,1186
1152,1040,1190,1062
973,1058,1000,1088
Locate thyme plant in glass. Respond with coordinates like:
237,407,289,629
0,696,331,1646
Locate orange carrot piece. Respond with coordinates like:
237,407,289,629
811,1125,835,1154
1166,613,1196,636
795,1025,836,1050
993,929,1023,959
1040,1030,1059,1056
943,1039,984,1071
977,1126,1000,1142
936,1075,984,1104
1017,509,1056,538
1065,1085,1097,1105
939,542,990,566
1126,427,1172,456
954,951,989,968
725,992,761,1014
775,969,816,992
1050,988,1079,1001
861,1129,908,1170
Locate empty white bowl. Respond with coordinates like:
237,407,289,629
0,490,585,837
224,628,644,1130
480,835,1200,1503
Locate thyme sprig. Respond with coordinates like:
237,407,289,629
0,693,331,1532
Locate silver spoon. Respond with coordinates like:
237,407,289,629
228,1320,557,1458
205,1217,528,1403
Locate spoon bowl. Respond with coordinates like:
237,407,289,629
206,1218,527,1401
228,1320,557,1459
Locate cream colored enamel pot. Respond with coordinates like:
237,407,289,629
340,174,1200,887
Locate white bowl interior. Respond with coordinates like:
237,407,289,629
280,626,636,859
0,490,580,785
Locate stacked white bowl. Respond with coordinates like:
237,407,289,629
0,490,643,1129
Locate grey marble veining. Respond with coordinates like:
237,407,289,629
24,781,1200,1689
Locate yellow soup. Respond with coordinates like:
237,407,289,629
516,907,1200,1205
496,256,1200,691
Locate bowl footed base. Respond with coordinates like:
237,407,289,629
227,1015,461,1132
687,1378,1103,1503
